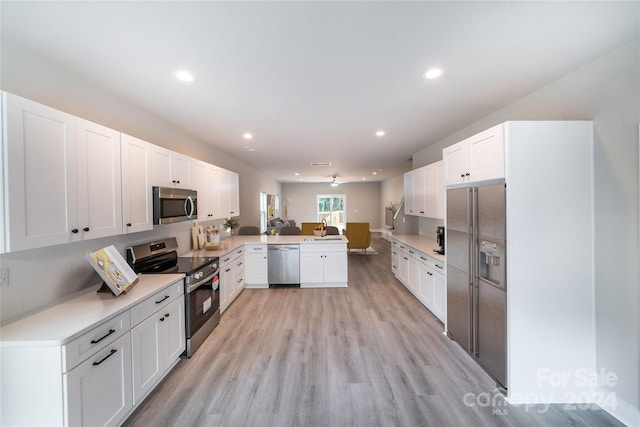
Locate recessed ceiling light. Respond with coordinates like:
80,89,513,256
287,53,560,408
362,178,367,181
294,172,299,176
245,146,255,152
243,133,253,140
375,130,385,137
423,68,444,80
372,171,378,175
174,69,196,83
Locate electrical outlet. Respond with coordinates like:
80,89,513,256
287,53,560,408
0,268,9,288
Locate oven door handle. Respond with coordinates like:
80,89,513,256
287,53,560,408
187,269,219,293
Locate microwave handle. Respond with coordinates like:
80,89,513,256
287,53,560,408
185,196,195,218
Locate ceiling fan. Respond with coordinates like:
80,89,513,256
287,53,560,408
329,175,343,187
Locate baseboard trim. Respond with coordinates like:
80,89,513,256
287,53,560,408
596,386,640,427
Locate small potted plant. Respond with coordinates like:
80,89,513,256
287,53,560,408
223,217,239,235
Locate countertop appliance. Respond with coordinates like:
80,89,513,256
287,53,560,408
267,244,300,286
127,237,219,357
153,187,197,224
446,182,507,388
434,226,445,254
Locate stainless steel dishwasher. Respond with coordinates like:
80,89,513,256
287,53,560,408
267,244,300,286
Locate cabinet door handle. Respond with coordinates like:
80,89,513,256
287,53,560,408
93,349,117,366
165,313,170,317
465,172,470,176
91,328,116,344
83,227,90,232
461,174,465,178
435,264,443,269
126,223,132,227
155,295,170,304
160,317,165,322
71,228,79,234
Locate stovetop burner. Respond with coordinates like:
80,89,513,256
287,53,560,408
127,237,218,276
176,256,219,275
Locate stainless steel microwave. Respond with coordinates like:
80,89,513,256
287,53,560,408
153,186,197,224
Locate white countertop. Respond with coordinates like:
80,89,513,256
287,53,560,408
0,274,184,347
183,235,348,257
391,235,445,263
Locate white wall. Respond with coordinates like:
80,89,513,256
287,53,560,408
411,40,640,423
0,39,280,323
281,182,381,229
380,174,418,235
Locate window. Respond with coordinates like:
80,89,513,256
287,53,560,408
317,194,346,230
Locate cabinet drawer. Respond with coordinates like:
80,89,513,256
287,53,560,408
415,251,445,274
62,311,130,373
130,281,184,327
300,243,346,253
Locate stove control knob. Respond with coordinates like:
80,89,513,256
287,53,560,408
195,271,204,280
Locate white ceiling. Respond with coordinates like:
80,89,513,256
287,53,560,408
1,1,638,183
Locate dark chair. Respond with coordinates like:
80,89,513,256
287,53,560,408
278,225,301,235
238,226,261,235
325,226,340,235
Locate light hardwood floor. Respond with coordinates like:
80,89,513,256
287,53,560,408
124,236,622,427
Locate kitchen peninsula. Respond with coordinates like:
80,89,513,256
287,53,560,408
187,235,349,312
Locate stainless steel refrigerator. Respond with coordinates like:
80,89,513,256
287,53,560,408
446,182,507,388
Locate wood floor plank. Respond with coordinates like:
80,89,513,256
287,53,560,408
124,235,623,427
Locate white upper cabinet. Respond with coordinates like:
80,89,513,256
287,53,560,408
4,92,77,251
403,171,416,215
403,160,444,220
229,171,240,217
152,145,191,188
443,123,504,186
4,93,122,251
76,118,123,240
121,134,153,233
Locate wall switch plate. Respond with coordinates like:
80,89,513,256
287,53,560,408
0,268,9,288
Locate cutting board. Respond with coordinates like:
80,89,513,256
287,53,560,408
191,224,201,249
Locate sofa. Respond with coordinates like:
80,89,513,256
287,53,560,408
266,218,296,235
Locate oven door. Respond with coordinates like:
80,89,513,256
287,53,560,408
187,269,220,338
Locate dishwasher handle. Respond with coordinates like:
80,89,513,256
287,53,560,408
268,245,299,251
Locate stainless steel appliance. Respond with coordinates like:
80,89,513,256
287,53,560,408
153,187,197,224
446,182,507,388
127,237,219,357
267,244,300,286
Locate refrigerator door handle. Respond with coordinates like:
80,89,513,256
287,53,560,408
471,187,479,357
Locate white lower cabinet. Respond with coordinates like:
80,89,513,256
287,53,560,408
220,246,245,312
0,278,184,426
65,333,133,427
245,244,268,288
300,243,347,287
131,295,184,404
392,239,446,323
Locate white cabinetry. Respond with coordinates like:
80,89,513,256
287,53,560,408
121,133,153,233
403,171,416,215
218,168,240,218
152,145,191,188
443,123,504,186
220,246,245,312
3,93,123,252
403,161,444,219
0,277,185,426
245,244,268,288
392,238,445,323
131,284,184,404
192,160,222,220
300,243,348,288
65,333,133,427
